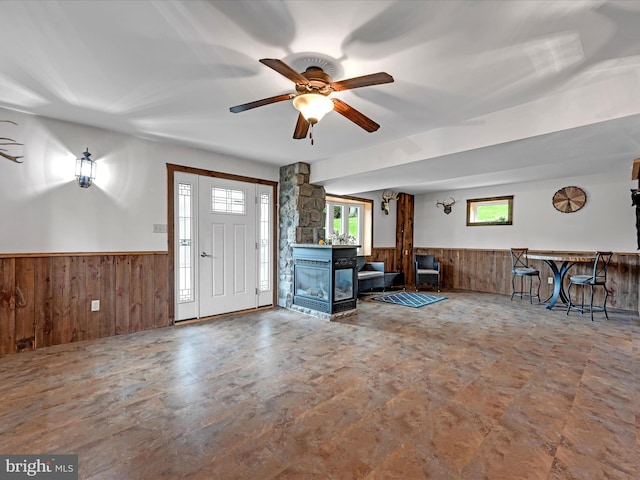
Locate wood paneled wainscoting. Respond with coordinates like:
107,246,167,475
414,248,640,313
0,252,169,355
366,248,400,272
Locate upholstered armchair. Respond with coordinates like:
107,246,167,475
415,254,441,292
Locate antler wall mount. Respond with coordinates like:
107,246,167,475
436,198,456,214
1,120,23,163
229,58,394,144
381,190,399,215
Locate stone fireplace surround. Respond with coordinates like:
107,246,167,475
278,162,359,320
278,162,326,310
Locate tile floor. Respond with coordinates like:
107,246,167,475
0,291,638,479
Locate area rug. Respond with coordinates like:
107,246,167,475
372,292,447,308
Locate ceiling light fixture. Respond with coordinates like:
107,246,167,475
75,148,96,188
292,93,334,145
292,93,334,125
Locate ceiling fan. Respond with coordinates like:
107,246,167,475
229,58,394,143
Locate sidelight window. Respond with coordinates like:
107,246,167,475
259,192,271,292
178,182,194,303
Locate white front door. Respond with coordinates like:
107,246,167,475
174,171,273,321
198,176,257,317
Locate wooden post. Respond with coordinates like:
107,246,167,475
632,158,640,183
632,158,640,315
396,193,415,286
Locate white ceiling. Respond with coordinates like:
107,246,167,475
1,0,640,195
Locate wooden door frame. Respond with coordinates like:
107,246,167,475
166,164,278,323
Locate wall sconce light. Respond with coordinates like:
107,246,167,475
75,148,96,188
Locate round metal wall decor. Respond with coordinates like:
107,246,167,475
552,186,587,213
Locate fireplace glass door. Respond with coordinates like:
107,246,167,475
295,264,330,301
334,268,354,301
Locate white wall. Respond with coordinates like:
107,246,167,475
5,107,635,255
339,190,398,248
0,108,279,253
414,169,638,253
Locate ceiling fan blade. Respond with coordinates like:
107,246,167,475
229,93,294,113
331,72,394,91
332,98,380,132
259,58,309,84
293,113,310,139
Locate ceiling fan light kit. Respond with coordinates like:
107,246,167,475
229,57,394,144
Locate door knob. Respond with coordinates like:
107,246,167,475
201,252,211,258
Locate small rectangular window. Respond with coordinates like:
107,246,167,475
466,195,513,226
211,187,246,214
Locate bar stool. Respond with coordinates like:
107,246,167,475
566,251,613,321
510,248,540,304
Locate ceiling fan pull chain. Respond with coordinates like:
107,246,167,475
310,124,314,145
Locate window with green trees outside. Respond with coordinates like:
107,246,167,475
325,195,373,255
466,195,513,226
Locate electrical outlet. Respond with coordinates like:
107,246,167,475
91,300,100,311
547,277,553,284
